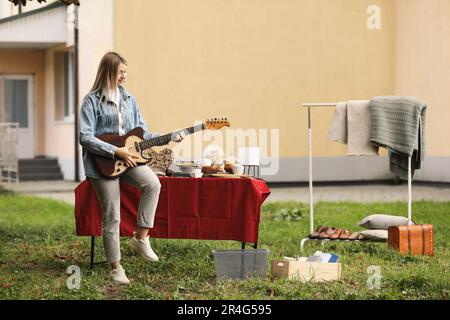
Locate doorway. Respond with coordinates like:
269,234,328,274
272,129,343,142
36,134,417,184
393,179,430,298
0,75,34,159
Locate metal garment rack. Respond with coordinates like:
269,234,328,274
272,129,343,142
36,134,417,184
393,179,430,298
299,102,413,251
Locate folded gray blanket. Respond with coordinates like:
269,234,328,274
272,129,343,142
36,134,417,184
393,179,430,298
369,96,426,179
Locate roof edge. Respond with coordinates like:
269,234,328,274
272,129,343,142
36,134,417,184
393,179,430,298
0,1,65,25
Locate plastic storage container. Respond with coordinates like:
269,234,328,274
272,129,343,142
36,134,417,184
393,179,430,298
212,249,270,280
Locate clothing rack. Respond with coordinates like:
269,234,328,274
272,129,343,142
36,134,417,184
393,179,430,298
299,102,413,250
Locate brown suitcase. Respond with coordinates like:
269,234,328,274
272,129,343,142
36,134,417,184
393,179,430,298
388,224,434,256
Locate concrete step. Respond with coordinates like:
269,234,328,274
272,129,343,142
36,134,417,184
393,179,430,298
18,157,63,181
19,158,59,167
19,166,62,174
19,172,64,181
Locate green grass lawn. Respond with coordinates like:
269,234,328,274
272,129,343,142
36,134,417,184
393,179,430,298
0,189,449,300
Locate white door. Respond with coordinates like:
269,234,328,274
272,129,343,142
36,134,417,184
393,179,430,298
0,75,34,158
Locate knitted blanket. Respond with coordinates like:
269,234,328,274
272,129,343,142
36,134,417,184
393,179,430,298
369,96,426,179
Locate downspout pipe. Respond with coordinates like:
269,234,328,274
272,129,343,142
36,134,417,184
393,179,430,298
74,5,80,182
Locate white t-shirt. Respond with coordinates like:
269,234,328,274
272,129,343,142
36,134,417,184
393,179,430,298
107,87,125,135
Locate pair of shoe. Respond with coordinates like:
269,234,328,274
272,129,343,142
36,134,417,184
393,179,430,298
329,228,351,240
309,226,351,240
111,234,159,285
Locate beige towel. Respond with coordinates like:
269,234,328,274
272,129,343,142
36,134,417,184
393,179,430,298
327,101,347,143
327,100,379,156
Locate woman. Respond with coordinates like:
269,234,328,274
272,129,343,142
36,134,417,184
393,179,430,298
79,52,184,284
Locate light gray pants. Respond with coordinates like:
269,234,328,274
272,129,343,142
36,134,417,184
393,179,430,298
89,165,161,263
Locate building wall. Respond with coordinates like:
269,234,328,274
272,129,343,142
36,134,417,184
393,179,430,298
395,0,450,157
0,49,45,156
44,45,76,179
111,0,449,182
113,0,397,180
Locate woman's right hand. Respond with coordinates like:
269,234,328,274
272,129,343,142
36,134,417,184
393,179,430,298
114,147,139,167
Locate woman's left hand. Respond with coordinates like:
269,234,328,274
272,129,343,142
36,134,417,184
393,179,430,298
171,130,186,142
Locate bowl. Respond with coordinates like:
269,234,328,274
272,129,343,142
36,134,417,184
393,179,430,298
201,158,212,166
179,166,202,174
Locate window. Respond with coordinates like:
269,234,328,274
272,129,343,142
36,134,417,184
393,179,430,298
54,51,74,122
4,79,28,128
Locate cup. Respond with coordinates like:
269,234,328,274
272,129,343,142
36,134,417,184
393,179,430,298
232,164,244,175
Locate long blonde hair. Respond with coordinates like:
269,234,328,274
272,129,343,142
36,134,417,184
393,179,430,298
90,51,127,94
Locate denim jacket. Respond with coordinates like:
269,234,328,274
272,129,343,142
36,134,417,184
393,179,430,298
79,85,159,179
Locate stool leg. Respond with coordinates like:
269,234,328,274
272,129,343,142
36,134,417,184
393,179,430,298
90,236,95,269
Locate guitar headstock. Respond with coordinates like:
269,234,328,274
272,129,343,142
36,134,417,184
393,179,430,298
204,118,231,130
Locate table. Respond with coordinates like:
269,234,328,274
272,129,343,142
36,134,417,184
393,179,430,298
74,177,271,267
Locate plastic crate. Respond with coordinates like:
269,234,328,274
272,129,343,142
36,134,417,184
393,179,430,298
212,249,270,280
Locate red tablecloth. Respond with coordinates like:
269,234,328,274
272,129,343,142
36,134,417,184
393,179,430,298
74,177,271,244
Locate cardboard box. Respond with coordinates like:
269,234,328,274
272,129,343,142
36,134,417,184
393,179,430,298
271,259,342,282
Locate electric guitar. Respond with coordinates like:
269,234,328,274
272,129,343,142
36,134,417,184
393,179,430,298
94,118,230,178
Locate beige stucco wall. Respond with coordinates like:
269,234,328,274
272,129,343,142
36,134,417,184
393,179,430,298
0,49,45,156
78,0,114,99
395,0,450,156
114,0,395,159
44,45,74,159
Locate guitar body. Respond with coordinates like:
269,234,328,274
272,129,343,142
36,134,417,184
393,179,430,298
95,127,148,178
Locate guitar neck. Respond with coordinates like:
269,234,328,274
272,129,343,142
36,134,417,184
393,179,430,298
139,124,205,151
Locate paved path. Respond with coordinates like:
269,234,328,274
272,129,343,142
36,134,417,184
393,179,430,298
1,181,449,205
266,184,450,203
1,181,77,205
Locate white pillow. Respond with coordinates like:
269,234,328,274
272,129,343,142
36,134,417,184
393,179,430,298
359,214,411,230
359,230,388,242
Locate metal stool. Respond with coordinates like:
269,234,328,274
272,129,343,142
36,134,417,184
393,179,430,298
243,165,260,179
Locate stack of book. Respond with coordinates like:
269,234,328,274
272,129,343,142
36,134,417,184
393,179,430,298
283,251,340,263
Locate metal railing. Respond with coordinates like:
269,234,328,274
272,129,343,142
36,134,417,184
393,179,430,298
0,122,19,183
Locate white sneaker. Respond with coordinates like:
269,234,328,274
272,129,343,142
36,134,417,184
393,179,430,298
111,265,130,285
128,234,159,262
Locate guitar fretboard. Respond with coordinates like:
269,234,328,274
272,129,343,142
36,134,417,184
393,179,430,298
139,124,205,151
